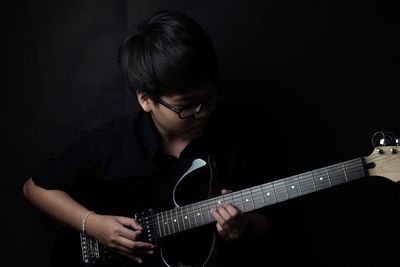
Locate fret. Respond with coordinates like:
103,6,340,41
224,192,235,206
251,186,266,210
208,198,218,222
206,197,219,222
341,163,349,182
185,205,192,229
200,200,212,224
194,203,203,226
210,195,224,214
249,188,257,210
258,185,267,207
313,168,331,190
214,196,224,207
162,211,171,236
169,209,176,234
173,208,181,232
273,180,289,202
285,175,302,198
241,189,254,212
156,212,164,238
298,172,316,194
344,159,365,181
227,193,243,212
262,183,277,206
206,199,214,223
327,164,347,186
179,206,187,231
326,168,332,187
220,193,231,208
191,204,198,228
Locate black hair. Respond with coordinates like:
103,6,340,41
118,10,219,98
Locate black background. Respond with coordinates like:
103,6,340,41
2,0,399,266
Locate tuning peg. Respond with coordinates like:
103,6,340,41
396,138,399,146
379,138,390,146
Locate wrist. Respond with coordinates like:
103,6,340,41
81,210,95,234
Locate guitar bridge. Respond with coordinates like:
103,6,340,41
80,208,158,266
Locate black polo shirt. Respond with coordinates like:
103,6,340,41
32,109,269,197
32,109,275,267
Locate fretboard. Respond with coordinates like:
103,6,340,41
155,157,365,238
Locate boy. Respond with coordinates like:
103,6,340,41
23,10,270,266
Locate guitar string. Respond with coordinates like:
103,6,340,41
132,154,398,231
84,152,398,247
138,152,399,234
135,153,399,231
129,158,371,231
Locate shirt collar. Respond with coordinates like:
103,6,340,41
138,111,161,161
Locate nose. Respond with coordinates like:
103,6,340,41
193,104,212,119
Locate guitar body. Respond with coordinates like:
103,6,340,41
77,158,219,267
159,162,218,267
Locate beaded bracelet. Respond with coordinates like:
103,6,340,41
81,211,95,234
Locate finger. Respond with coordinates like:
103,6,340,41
216,206,233,221
116,216,143,231
119,251,144,264
212,208,237,233
128,240,156,251
223,204,241,217
112,236,155,253
134,249,155,255
119,226,142,241
221,189,233,195
211,208,225,226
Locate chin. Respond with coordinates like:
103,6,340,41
186,126,205,138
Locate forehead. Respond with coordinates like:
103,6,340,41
163,88,211,103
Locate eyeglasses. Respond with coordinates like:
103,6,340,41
154,90,224,119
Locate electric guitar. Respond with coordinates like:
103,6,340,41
80,143,400,267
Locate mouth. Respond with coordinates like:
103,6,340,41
189,124,205,132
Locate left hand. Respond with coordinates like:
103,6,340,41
211,189,251,241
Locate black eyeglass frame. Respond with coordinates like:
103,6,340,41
154,90,225,119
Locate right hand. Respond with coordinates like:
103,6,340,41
86,213,155,264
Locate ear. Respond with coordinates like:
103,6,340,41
136,91,153,112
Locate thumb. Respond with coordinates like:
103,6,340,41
116,216,143,231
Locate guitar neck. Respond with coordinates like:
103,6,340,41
155,157,366,238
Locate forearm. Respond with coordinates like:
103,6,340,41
23,177,90,232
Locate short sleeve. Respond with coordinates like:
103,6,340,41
32,131,95,191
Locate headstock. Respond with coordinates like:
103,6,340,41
364,132,400,183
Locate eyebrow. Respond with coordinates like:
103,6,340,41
173,95,195,102
172,91,213,103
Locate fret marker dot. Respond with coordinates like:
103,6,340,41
245,199,249,202
184,216,188,219
197,213,200,216
165,222,168,225
267,192,270,196
218,201,221,204
174,219,177,222
291,185,295,189
320,177,323,180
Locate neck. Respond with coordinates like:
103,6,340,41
157,134,191,158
